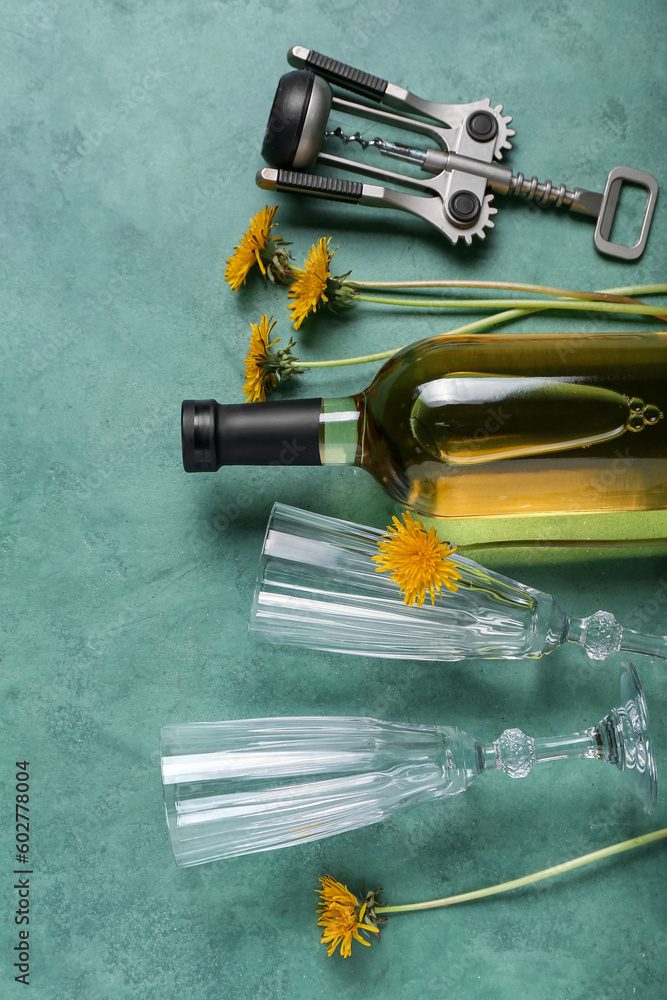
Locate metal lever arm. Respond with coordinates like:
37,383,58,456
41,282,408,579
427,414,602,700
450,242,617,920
287,44,515,158
256,165,495,246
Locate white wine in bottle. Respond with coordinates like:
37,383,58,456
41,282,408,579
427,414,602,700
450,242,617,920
182,329,667,541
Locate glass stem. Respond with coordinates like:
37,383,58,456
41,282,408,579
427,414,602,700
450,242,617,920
484,725,602,779
531,731,601,763
566,613,667,662
617,627,667,660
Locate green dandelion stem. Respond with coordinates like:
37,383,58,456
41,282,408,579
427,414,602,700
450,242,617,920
302,349,405,368
352,293,665,318
301,308,527,368
374,827,667,915
345,279,667,304
601,283,667,297
297,282,667,370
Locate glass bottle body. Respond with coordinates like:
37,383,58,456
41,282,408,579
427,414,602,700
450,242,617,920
321,329,667,519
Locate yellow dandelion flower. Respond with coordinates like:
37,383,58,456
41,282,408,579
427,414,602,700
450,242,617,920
316,876,381,959
242,315,305,403
243,315,280,402
372,511,462,607
288,237,334,329
225,206,283,291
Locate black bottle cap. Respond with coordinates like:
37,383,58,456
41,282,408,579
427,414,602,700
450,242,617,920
181,398,324,472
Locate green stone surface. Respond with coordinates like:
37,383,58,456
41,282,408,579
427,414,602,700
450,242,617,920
1,1,666,997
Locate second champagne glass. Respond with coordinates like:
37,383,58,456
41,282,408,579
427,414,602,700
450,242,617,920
160,662,655,866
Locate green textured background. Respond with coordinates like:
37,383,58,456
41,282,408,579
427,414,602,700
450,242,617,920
1,1,666,997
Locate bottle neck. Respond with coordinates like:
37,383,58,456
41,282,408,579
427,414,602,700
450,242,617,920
181,397,365,472
319,396,363,466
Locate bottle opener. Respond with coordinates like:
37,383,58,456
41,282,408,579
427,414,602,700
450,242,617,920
257,45,659,260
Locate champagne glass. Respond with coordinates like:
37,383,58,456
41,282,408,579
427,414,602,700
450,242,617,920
160,662,656,866
249,503,667,663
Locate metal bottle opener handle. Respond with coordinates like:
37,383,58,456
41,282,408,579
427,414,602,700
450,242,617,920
594,166,659,261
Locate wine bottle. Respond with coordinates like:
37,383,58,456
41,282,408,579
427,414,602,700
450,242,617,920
181,329,667,535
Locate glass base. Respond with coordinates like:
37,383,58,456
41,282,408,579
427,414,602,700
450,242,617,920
616,661,657,814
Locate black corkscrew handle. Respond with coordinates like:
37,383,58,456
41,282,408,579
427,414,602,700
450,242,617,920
287,44,388,102
256,166,364,204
